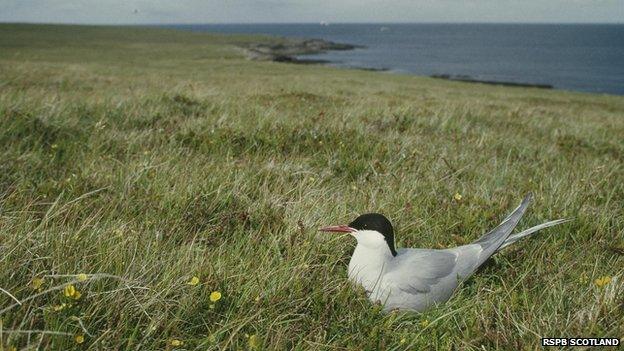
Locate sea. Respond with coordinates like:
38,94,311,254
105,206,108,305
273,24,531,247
165,24,624,95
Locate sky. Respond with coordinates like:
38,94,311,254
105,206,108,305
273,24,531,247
1,0,622,24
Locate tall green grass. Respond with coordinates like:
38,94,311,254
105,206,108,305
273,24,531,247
0,24,622,350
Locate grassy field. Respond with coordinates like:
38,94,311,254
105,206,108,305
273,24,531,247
0,23,623,350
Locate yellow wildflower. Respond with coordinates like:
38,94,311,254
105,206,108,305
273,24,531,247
64,284,81,300
420,319,430,328
453,193,463,201
64,284,76,297
400,338,407,344
209,291,222,302
77,273,88,282
51,144,58,149
188,276,200,286
208,335,216,343
248,334,260,349
594,276,612,287
75,334,85,344
31,277,44,290
170,339,184,347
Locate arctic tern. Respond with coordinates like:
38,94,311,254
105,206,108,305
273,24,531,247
320,193,569,312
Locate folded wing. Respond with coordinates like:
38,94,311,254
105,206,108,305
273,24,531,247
384,193,534,296
383,249,458,294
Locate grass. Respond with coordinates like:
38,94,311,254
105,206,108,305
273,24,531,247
0,23,622,350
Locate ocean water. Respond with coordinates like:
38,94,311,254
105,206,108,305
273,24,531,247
167,24,624,95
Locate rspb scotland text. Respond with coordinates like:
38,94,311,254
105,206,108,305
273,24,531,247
542,338,620,347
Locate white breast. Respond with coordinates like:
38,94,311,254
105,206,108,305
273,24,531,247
348,245,468,312
348,244,393,300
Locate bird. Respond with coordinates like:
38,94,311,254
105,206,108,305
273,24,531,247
320,193,569,312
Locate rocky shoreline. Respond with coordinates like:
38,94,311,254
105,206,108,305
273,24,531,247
241,38,553,89
431,74,553,89
241,38,363,64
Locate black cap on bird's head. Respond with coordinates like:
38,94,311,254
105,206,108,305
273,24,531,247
320,213,397,256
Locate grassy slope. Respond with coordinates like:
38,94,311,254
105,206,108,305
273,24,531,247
0,24,622,350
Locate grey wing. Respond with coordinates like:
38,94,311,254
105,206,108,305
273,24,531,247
383,193,534,295
383,249,458,294
471,192,532,266
448,193,535,279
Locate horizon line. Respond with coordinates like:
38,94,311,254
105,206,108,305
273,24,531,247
2,20,623,26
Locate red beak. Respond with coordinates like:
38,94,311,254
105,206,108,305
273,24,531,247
319,225,356,233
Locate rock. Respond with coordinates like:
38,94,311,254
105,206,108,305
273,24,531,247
431,74,553,89
241,38,363,63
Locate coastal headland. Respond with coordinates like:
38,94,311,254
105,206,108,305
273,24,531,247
242,37,362,63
